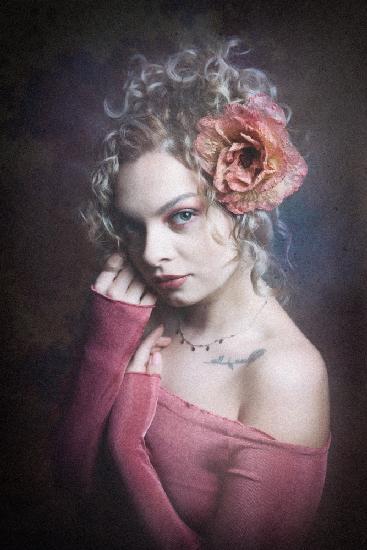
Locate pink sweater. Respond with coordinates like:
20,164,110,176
54,290,331,550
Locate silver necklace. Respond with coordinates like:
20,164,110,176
176,298,268,351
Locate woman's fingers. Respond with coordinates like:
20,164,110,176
106,266,135,300
139,290,157,306
126,325,166,374
150,336,172,354
155,336,172,346
93,253,157,306
124,278,148,303
148,352,162,376
94,254,125,295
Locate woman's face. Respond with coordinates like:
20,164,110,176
115,150,242,307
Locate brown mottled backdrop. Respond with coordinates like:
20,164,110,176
1,1,366,548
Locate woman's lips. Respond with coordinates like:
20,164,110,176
155,275,189,289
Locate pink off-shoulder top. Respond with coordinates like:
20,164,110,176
54,290,331,550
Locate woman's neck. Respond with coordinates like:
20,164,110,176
174,265,268,341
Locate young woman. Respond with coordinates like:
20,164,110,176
54,39,331,549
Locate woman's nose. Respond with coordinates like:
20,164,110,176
142,226,174,266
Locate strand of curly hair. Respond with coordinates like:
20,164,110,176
81,37,293,302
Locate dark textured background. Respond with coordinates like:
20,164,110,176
1,1,367,548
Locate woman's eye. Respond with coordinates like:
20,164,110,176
170,210,196,225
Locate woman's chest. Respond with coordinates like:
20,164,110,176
145,393,228,532
158,339,253,422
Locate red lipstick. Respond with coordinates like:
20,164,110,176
154,275,189,289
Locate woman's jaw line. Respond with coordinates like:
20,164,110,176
156,261,262,335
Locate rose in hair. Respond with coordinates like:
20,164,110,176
194,93,307,213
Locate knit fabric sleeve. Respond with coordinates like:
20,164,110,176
108,372,203,550
202,433,331,549
108,372,330,550
52,288,155,493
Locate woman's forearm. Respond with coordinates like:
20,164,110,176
52,290,154,493
108,372,203,550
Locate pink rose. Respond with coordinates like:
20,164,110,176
194,94,308,214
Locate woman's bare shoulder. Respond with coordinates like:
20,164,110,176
259,298,326,361
240,302,331,447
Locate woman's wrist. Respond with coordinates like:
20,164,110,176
86,287,155,353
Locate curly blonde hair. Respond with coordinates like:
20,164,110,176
83,38,293,300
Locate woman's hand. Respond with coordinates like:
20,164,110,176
94,253,156,306
126,324,171,377
94,253,171,376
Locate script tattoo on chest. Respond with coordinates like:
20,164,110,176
203,348,266,371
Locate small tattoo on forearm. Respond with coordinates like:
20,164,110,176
203,348,266,370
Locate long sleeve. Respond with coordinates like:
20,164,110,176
109,371,330,550
53,288,155,493
108,372,203,550
202,433,331,550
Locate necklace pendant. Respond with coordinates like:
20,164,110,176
176,298,268,354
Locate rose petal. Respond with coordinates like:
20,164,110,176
228,141,248,153
195,132,225,174
225,156,263,191
217,119,258,144
213,148,232,192
194,93,307,213
246,94,287,126
226,167,254,190
238,132,263,149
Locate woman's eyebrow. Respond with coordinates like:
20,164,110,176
155,193,198,215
